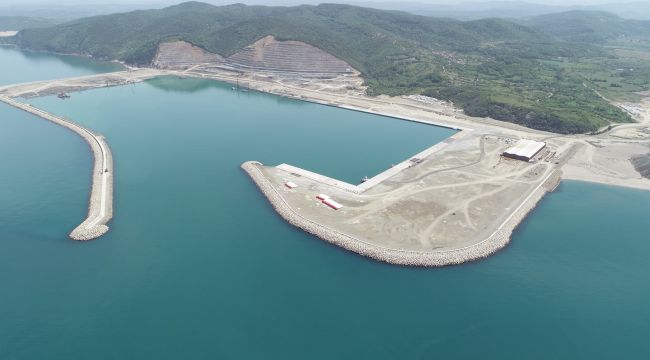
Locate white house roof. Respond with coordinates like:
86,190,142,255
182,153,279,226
503,139,546,159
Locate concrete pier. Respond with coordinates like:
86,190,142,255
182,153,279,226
276,163,361,193
0,95,113,240
275,130,468,194
357,130,469,191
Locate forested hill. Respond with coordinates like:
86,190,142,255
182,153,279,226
522,11,650,44
7,2,645,134
0,16,59,31
10,2,550,67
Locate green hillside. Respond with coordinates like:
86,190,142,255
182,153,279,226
0,16,60,31
523,11,650,44
522,11,650,104
7,2,643,134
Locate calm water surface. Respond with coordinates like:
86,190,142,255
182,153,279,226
1,48,649,359
0,45,122,85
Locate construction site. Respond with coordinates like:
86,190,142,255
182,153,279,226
242,128,571,265
1,36,649,264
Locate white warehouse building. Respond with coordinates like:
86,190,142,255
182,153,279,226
502,139,546,162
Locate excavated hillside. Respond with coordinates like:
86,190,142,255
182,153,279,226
153,41,223,68
226,36,353,74
10,2,637,133
153,37,355,75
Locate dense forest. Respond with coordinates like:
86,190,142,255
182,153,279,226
5,2,650,134
0,16,59,31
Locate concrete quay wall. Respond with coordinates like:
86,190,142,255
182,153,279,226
357,130,469,191
276,163,361,193
0,95,113,240
242,161,560,266
276,131,468,194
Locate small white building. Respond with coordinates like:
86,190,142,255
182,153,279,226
502,139,546,162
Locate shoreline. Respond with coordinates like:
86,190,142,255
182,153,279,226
242,161,561,267
0,64,646,247
4,68,645,193
560,173,650,191
183,69,649,194
0,68,164,98
179,70,549,136
0,95,113,240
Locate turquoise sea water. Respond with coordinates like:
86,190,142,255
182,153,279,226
0,45,122,86
1,48,650,359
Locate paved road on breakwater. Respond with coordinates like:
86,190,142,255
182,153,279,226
0,95,113,240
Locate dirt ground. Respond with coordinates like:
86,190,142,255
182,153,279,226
563,97,650,190
258,130,567,251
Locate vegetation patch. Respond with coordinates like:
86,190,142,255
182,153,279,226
8,3,650,134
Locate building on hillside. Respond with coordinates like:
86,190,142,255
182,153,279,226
502,139,546,162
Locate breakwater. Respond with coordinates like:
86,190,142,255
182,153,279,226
242,160,561,266
0,68,165,98
0,95,113,240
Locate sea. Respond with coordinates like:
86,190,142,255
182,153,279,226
1,45,649,359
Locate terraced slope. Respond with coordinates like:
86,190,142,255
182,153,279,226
154,37,355,75
226,36,352,74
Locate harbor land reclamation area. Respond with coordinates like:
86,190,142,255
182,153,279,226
2,46,650,358
2,68,566,266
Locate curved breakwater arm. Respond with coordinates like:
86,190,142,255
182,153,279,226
0,95,112,240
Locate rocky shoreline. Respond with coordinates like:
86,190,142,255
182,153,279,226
241,161,561,267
